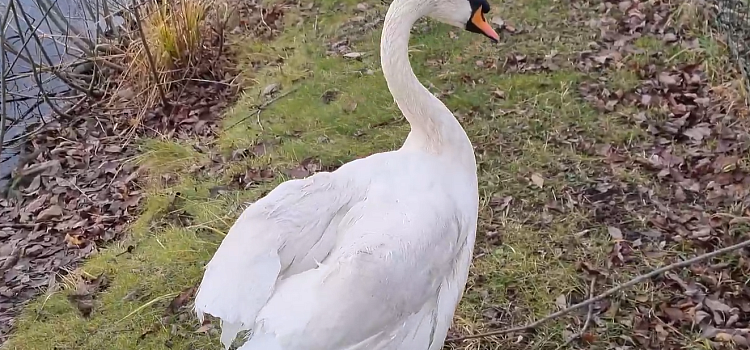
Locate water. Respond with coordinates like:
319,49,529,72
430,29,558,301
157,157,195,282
0,0,120,189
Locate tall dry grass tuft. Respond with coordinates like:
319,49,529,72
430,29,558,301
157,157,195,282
142,0,208,70
115,0,213,128
127,0,210,79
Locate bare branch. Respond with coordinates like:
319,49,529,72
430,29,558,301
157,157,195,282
33,0,94,53
1,0,60,79
1,2,14,156
15,1,101,97
101,0,117,38
9,3,72,120
447,238,750,343
555,278,596,349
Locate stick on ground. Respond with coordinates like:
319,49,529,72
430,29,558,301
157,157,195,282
447,238,750,343
556,278,596,349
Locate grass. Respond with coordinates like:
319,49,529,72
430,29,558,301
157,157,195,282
141,0,208,70
3,0,741,348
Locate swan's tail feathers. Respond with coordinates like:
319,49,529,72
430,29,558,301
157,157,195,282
220,321,243,350
238,332,283,350
193,237,282,350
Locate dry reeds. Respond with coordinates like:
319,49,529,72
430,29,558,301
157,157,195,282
135,0,208,72
115,0,213,122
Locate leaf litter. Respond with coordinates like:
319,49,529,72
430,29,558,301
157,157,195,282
568,0,750,348
0,0,304,344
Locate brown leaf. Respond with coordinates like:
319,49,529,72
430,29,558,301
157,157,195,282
683,126,711,141
489,195,513,211
607,226,623,240
704,298,733,313
661,306,685,323
530,173,544,188
555,294,567,309
104,145,122,153
580,333,597,344
603,300,620,319
657,72,678,86
68,273,109,317
284,165,310,179
715,333,734,342
195,322,213,333
169,285,198,314
343,102,358,113
37,205,63,221
65,233,88,247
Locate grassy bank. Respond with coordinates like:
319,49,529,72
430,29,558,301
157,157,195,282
5,0,749,349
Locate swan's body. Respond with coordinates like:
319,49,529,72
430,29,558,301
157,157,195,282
194,0,499,348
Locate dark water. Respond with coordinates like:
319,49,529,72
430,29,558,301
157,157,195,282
0,0,120,188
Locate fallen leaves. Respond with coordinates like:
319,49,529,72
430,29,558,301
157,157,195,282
566,0,750,347
530,173,545,189
0,0,295,342
607,226,624,240
283,157,339,179
0,114,142,342
67,273,110,318
168,285,198,315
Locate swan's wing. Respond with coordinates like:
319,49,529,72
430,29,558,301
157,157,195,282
239,183,471,350
194,171,357,349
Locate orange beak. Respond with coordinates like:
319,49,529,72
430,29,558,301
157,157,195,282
470,9,500,42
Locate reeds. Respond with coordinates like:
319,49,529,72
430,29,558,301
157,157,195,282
1,0,224,158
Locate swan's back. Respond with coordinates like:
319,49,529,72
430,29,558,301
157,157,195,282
195,151,478,350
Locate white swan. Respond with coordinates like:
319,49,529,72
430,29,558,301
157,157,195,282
193,0,499,348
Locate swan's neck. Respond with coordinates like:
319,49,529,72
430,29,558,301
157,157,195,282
381,0,474,162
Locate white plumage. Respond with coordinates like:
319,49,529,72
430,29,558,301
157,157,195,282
194,0,500,348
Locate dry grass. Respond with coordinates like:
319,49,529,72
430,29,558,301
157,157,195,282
5,0,750,349
107,0,221,129
141,0,208,70
123,0,210,87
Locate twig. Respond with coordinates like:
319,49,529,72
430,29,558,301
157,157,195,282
0,3,12,157
447,238,750,343
32,0,95,53
226,88,299,130
8,3,72,119
15,3,100,97
130,0,169,107
1,0,60,80
101,0,118,38
556,278,596,349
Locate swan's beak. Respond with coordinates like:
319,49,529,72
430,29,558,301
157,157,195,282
469,10,499,43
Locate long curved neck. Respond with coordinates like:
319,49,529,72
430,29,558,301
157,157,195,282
380,0,474,161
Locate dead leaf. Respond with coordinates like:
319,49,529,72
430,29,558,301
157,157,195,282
36,205,63,221
661,306,685,323
657,72,678,86
169,285,198,314
343,52,363,59
555,294,567,309
530,173,544,188
683,126,711,141
65,233,87,247
195,322,213,333
607,226,623,240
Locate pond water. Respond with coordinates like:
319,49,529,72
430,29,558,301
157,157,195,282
0,0,117,189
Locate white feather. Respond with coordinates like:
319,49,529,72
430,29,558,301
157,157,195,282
193,0,494,346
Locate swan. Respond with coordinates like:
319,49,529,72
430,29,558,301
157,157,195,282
193,0,499,348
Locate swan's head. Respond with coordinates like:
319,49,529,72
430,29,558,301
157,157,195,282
427,0,499,42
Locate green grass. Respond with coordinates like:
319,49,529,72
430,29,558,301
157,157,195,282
3,0,733,349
